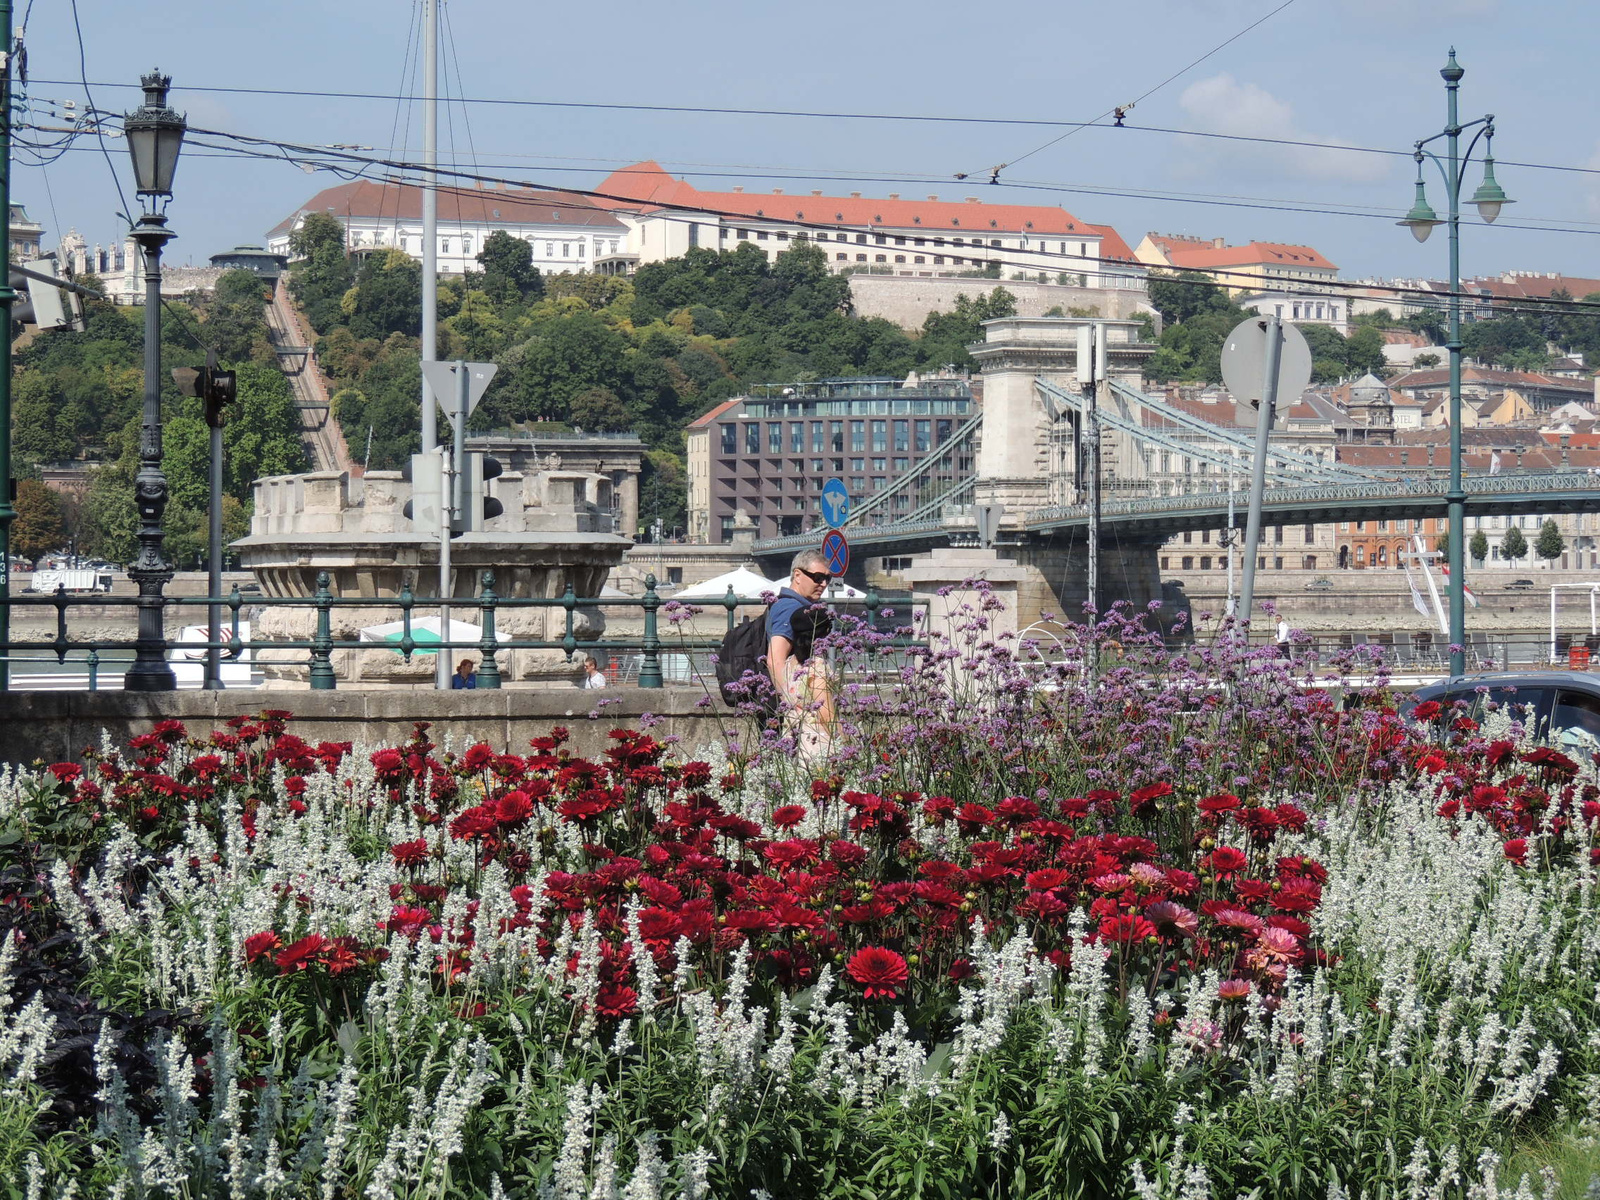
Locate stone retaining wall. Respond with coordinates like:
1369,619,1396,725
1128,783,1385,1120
0,688,739,767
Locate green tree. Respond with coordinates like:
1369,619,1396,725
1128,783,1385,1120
12,480,64,561
1469,529,1489,564
287,212,353,332
1413,353,1441,369
1298,324,1350,383
346,249,422,341
1501,524,1528,564
476,230,543,304
1461,315,1543,368
569,387,632,432
1345,326,1388,376
638,449,686,537
1535,519,1566,567
1403,310,1447,344
1146,271,1233,325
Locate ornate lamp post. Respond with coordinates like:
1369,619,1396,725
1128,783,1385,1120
1398,49,1512,678
122,71,186,691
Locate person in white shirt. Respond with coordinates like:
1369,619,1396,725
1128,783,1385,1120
1276,617,1292,659
580,654,607,689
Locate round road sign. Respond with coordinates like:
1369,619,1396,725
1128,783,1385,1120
822,529,850,577
821,478,851,528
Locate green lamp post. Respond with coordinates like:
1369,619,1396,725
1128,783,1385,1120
1397,49,1513,677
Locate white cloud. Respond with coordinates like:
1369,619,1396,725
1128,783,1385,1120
1177,73,1390,184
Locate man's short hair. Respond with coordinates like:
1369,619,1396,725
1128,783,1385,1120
791,548,828,575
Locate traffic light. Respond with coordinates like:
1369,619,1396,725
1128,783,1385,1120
171,351,237,428
11,259,84,331
403,451,443,532
458,451,504,533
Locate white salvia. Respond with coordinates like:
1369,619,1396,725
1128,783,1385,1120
621,1133,669,1200
988,1111,1010,1152
553,1081,596,1200
625,899,660,1022
1125,987,1154,1061
588,1134,620,1200
680,1146,713,1200
23,1153,42,1200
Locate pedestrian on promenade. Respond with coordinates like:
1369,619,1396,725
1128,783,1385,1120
1276,617,1292,660
452,658,478,689
766,548,835,758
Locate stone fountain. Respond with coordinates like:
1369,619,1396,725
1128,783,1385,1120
233,463,631,686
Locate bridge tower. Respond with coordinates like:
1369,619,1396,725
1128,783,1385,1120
968,317,1155,523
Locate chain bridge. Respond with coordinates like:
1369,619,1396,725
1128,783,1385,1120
750,318,1600,614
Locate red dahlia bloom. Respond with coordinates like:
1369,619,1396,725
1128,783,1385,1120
846,947,909,999
496,792,533,824
276,933,330,973
771,805,808,829
1098,914,1157,944
1202,847,1250,878
1197,792,1241,816
1503,838,1529,866
243,931,281,964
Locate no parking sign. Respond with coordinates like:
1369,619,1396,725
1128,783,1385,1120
822,529,849,577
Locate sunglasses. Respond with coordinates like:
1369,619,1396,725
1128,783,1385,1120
798,569,833,585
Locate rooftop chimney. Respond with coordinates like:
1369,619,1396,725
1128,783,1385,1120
928,195,939,201
772,189,783,195
732,186,743,193
811,189,822,196
888,193,900,200
966,197,980,203
850,192,862,199
1213,237,1226,249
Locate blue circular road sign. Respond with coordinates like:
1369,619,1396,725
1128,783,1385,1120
821,478,851,528
822,529,850,577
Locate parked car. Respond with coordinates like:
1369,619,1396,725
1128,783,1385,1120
1406,670,1600,750
1304,576,1334,591
1506,579,1535,590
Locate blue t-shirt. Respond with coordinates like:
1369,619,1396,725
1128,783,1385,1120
451,672,477,690
765,587,810,660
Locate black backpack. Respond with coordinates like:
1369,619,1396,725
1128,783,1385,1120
715,616,773,709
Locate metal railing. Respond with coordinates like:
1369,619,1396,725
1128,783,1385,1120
0,573,924,692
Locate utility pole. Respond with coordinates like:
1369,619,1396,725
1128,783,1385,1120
0,0,15,691
1237,317,1283,628
419,0,439,456
1225,449,1238,619
1077,325,1105,615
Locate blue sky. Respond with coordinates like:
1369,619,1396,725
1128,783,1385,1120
18,0,1600,284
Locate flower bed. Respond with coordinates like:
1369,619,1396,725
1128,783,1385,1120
3,612,1600,1198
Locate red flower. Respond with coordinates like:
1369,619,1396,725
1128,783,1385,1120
1503,838,1529,866
846,947,909,999
771,805,808,830
1201,846,1249,879
276,933,329,973
243,931,281,964
449,806,500,840
496,792,533,825
954,804,994,835
1129,782,1173,815
1410,700,1442,722
391,838,430,867
1098,914,1157,944
48,762,83,784
595,984,640,1018
1218,978,1252,1001
1197,792,1241,816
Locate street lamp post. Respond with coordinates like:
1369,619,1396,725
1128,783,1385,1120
1398,49,1512,678
122,71,186,692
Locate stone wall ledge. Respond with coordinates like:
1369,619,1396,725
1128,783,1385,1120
0,687,734,766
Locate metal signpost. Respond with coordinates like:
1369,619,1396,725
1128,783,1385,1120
975,503,1006,550
1076,325,1108,614
421,360,497,688
1220,317,1312,631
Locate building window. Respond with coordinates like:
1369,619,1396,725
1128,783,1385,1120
720,516,735,541
856,254,867,262
1303,523,1314,543
836,253,847,261
546,243,554,256
746,424,760,454
1161,557,1170,570
1274,556,1284,570
562,244,571,257
874,234,886,245
1303,555,1317,570
831,421,844,451
667,567,683,585
790,423,804,452
1200,556,1212,570
768,423,782,453
914,420,931,452
720,425,737,454
875,254,887,263
441,239,452,254
893,421,909,452
895,255,906,263
855,233,867,244
871,421,887,453
1182,532,1192,544
811,422,825,452
1182,556,1193,570
461,237,473,255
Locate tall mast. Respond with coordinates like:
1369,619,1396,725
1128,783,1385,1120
419,0,438,454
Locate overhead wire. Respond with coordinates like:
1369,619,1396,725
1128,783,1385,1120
66,0,132,226
34,73,1600,184
977,0,1300,181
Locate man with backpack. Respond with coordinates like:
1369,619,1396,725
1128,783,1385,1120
715,549,833,728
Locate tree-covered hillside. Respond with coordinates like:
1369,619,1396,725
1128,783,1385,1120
11,270,307,566
287,214,1016,535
